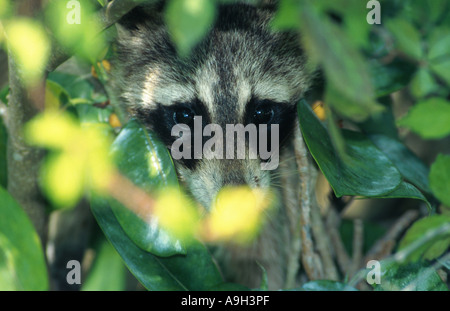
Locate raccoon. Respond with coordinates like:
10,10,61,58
112,0,314,289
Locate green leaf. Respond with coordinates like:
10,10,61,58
302,280,357,291
90,195,224,291
439,257,450,270
373,261,448,291
0,116,7,188
74,103,113,125
0,186,48,290
325,107,346,159
427,27,450,86
47,72,94,101
82,239,126,291
109,120,183,257
0,0,12,18
429,154,450,207
165,0,216,57
45,80,70,110
369,58,417,98
358,96,399,140
398,215,450,262
427,27,450,61
299,2,381,122
270,0,301,30
397,98,450,139
44,0,106,62
405,0,449,25
298,100,402,198
368,134,431,195
315,0,371,49
430,57,450,86
111,120,178,190
386,19,423,59
339,220,386,255
0,84,9,105
208,282,249,291
362,181,431,211
257,263,268,291
410,68,438,98
325,83,381,123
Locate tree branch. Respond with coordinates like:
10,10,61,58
7,51,48,244
6,0,150,246
6,0,48,244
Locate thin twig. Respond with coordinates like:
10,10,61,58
349,223,450,288
310,185,339,280
294,122,323,280
326,207,351,276
364,209,419,262
433,252,450,284
349,219,364,278
394,223,450,263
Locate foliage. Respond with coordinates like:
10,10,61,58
81,238,126,291
0,0,449,291
165,0,216,57
0,187,48,290
371,261,448,291
24,111,115,208
4,19,50,85
397,215,450,262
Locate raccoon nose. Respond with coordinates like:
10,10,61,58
222,173,247,187
221,163,247,187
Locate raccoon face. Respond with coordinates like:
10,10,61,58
113,2,312,210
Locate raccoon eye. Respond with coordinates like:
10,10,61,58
253,104,275,125
173,107,195,126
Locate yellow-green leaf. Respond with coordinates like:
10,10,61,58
205,186,273,244
5,19,50,84
25,112,79,150
25,112,114,208
386,19,423,59
397,98,450,139
398,215,450,262
165,0,216,57
430,154,450,207
41,153,85,208
154,188,200,241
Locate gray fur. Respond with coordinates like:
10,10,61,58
112,0,313,289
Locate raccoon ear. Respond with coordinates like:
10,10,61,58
115,23,130,40
115,1,166,37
